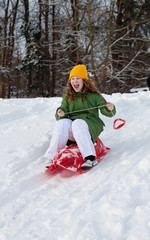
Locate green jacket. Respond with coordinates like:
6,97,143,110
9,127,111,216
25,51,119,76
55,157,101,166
55,92,116,142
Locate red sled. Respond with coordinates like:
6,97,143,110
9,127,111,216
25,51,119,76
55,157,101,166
46,138,110,174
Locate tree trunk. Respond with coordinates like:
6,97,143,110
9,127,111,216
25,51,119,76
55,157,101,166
71,0,79,62
50,2,58,96
23,0,30,44
1,0,10,67
88,0,95,73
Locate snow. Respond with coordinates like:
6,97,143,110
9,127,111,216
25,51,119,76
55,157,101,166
0,91,150,240
130,87,149,93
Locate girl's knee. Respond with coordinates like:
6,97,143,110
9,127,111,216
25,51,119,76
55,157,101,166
72,119,88,132
55,119,72,132
56,119,71,127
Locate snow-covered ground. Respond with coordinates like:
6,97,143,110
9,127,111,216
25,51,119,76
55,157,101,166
0,92,150,240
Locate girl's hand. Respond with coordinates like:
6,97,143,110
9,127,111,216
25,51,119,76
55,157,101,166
57,109,65,117
107,103,114,111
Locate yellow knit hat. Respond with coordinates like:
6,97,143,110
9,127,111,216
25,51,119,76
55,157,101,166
69,62,88,80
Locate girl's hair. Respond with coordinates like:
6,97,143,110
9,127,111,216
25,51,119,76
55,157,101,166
65,77,99,102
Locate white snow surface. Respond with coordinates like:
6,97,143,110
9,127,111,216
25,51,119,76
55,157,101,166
0,92,150,240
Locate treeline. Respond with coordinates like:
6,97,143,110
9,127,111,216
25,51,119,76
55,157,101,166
0,0,150,98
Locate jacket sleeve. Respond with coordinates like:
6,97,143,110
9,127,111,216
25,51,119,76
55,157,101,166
55,94,69,120
97,93,116,117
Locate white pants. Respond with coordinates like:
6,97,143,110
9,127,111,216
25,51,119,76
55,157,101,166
44,119,96,160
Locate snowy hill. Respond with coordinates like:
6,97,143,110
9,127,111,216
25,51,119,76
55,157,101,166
0,92,150,240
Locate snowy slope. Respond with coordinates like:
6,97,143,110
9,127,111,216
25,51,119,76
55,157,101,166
0,92,150,240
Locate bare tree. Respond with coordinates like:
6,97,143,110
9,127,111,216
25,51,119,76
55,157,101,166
0,0,149,98
109,0,150,93
0,0,20,98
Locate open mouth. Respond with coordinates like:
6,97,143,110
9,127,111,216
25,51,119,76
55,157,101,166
73,84,80,90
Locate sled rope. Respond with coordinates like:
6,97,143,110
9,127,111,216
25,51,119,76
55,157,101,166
64,104,107,115
64,104,126,130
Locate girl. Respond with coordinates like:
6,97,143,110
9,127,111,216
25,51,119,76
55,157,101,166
45,61,116,169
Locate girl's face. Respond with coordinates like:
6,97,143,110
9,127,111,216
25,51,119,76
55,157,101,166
70,76,84,92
